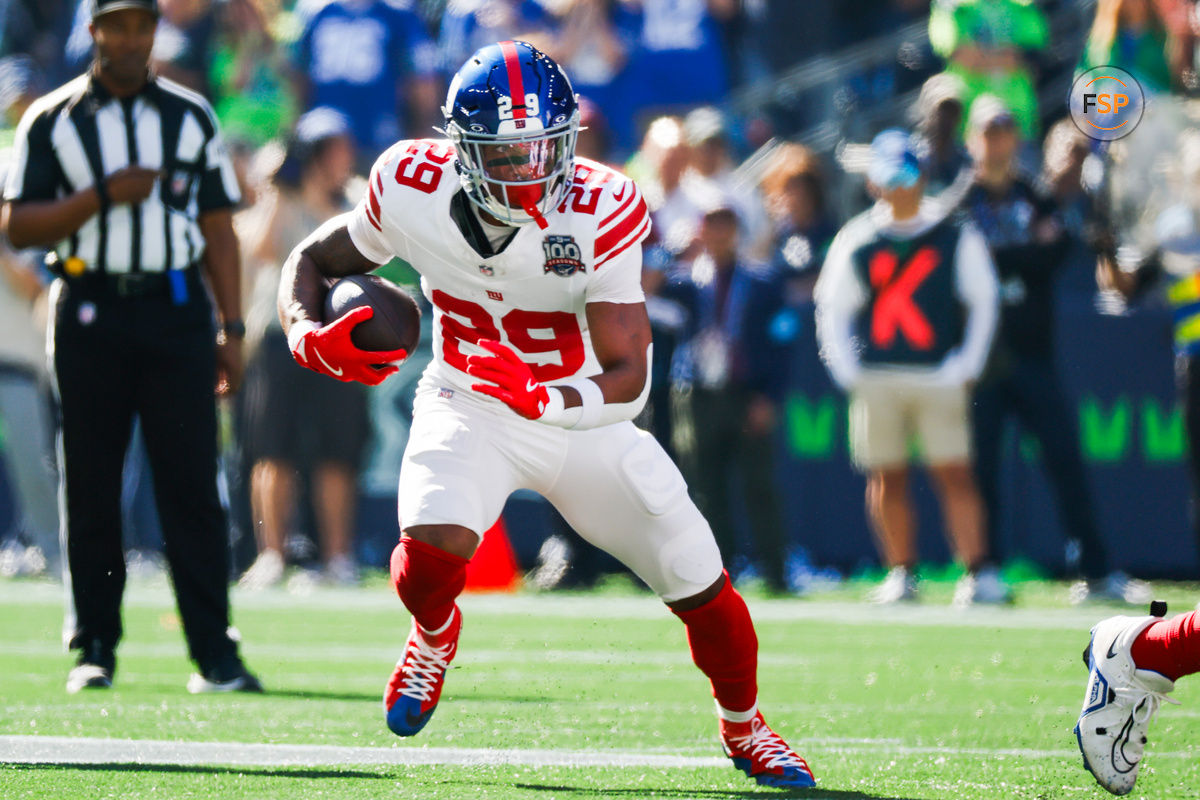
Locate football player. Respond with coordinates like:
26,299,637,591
1075,604,1196,795
277,41,814,789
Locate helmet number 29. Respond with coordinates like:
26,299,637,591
497,93,541,121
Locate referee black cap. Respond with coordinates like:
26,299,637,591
90,0,159,20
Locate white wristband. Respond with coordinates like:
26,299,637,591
286,318,320,355
537,387,583,428
565,378,604,430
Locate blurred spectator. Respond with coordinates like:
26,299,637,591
439,0,554,73
1079,0,1194,93
236,108,367,588
928,0,1049,140
0,55,47,150
620,0,735,145
574,96,614,164
630,115,702,259
759,141,836,301
815,129,1002,606
544,0,639,154
1097,126,1200,578
293,0,440,169
909,72,972,206
962,97,1148,603
626,115,692,452
1038,116,1099,298
0,157,59,580
681,106,771,259
0,0,75,85
210,0,297,151
667,199,789,592
210,0,298,208
153,0,218,94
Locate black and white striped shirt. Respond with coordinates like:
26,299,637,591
3,72,240,274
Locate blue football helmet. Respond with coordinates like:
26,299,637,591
443,40,579,227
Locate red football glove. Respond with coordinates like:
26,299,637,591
289,306,407,386
465,339,550,419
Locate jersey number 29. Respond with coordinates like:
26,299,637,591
433,289,585,381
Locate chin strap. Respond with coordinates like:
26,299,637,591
522,199,550,229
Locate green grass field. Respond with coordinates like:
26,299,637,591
2,576,1199,799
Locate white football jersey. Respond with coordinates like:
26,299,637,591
347,138,650,401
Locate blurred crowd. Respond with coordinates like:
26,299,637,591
4,0,1200,600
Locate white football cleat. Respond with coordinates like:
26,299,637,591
869,566,917,604
1075,611,1179,795
238,549,285,590
953,566,1012,607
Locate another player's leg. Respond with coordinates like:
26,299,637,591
670,574,816,788
1075,603,1196,795
384,526,475,737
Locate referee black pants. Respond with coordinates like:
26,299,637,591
51,273,237,672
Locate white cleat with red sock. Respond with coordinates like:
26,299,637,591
720,710,816,788
384,605,462,737
1075,605,1180,795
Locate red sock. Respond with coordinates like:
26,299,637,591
1131,611,1200,681
390,537,468,632
671,572,758,713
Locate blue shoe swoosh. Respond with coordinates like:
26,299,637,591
386,700,435,737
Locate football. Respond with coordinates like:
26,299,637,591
323,274,421,357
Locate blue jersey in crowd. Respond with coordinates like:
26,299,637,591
296,0,438,156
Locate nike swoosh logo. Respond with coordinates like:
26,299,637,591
315,350,343,377
613,183,628,201
405,707,434,730
294,337,307,363
1106,641,1120,660
525,379,537,393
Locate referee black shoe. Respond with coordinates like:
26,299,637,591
66,641,115,694
187,656,264,694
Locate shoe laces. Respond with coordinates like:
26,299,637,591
1114,685,1180,724
398,630,455,703
727,717,810,773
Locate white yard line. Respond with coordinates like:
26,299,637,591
1,735,1196,770
0,580,1144,629
0,735,725,769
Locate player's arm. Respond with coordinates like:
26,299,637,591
277,213,378,334
277,213,405,386
578,300,652,406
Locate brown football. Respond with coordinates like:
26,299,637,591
323,274,420,357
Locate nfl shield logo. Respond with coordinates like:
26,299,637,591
478,264,495,276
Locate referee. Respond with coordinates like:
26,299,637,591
0,0,261,694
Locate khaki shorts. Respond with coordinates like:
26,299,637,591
848,376,972,470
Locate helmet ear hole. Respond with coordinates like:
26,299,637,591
443,40,580,227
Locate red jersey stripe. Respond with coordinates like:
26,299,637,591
499,41,527,120
595,217,650,269
367,181,383,229
599,184,638,229
595,195,648,257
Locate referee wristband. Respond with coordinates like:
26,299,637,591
220,319,246,340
